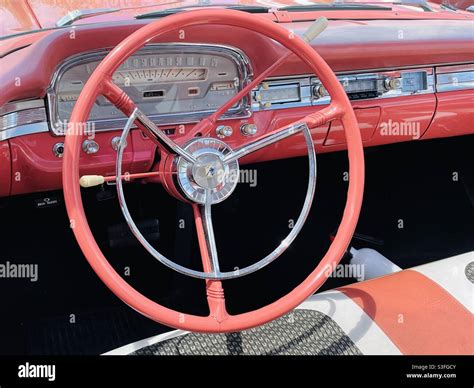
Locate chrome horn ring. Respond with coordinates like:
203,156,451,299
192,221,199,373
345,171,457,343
115,109,317,280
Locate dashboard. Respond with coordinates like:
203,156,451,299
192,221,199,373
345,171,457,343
48,44,252,135
0,17,473,198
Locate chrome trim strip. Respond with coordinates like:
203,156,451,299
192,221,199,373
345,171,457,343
47,43,253,136
331,62,473,75
2,107,47,131
0,99,45,116
0,122,49,141
436,71,474,92
0,100,48,140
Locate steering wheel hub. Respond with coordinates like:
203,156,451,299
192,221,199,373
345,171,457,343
176,138,239,204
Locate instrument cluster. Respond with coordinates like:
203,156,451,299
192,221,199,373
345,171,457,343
48,44,252,135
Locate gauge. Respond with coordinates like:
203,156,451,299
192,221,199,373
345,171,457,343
112,68,208,85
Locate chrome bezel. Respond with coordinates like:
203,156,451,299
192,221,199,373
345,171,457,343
47,43,253,136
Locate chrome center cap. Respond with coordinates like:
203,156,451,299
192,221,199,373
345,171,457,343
192,154,225,190
176,138,239,205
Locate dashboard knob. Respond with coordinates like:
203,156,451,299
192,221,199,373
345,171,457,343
240,123,257,136
317,84,328,97
52,142,65,158
82,139,100,154
384,77,401,90
216,125,233,138
111,136,126,151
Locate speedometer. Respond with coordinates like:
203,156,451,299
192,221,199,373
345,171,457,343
112,68,208,85
49,44,252,134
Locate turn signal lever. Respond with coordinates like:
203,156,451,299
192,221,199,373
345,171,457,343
302,17,328,43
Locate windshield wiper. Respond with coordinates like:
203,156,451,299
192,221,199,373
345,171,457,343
136,4,270,19
56,8,120,27
280,3,392,12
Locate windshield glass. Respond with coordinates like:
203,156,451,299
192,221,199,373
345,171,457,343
0,0,458,39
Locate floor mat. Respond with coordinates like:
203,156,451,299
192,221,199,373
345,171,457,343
132,310,362,356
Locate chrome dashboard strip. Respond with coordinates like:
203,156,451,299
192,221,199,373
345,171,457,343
0,100,48,141
436,71,474,92
0,100,45,116
0,122,49,142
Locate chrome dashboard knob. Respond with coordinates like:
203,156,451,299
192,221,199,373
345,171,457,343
82,139,100,154
240,123,257,136
384,77,401,90
216,125,233,138
52,142,65,158
111,136,126,151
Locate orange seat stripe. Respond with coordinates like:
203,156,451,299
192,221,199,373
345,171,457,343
339,270,474,355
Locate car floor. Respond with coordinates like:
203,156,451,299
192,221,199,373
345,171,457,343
0,134,472,355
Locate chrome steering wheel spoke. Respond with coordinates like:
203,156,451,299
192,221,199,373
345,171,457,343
223,104,339,164
134,109,197,164
201,189,221,275
101,79,196,164
223,121,309,164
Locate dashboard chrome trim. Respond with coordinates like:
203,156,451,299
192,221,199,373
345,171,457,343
0,122,49,142
0,100,48,141
47,43,253,136
0,99,45,116
252,68,436,112
436,70,474,92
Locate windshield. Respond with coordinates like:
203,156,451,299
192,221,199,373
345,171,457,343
0,0,463,39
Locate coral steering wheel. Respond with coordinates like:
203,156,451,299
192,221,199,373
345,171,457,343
63,9,364,332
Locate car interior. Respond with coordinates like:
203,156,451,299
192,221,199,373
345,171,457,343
0,0,473,358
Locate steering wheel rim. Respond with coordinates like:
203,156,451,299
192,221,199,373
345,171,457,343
63,9,365,332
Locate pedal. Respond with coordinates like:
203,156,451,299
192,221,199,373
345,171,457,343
107,219,159,249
